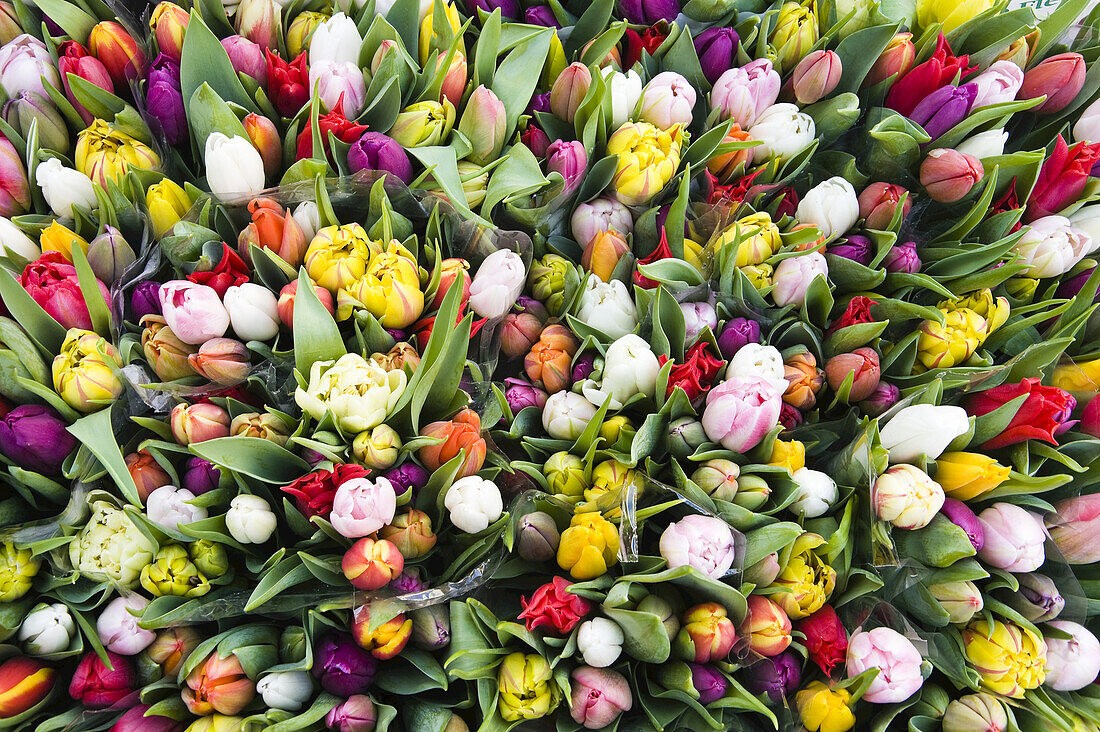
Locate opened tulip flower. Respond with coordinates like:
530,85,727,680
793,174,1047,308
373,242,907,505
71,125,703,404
296,353,407,433
146,485,207,530
963,619,1046,698
330,476,397,538
444,476,502,533
659,514,735,578
1013,216,1092,279
703,375,783,453
0,35,59,99
846,627,924,703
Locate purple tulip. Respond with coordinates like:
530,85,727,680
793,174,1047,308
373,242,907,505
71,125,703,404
391,569,427,595
221,35,267,85
516,296,548,320
469,0,520,18
145,54,185,146
525,5,560,26
716,317,760,359
504,377,548,412
572,352,597,383
619,0,679,24
743,651,801,702
694,28,739,85
348,131,413,184
183,457,221,495
940,497,984,551
384,463,430,497
0,404,77,475
883,241,921,274
546,139,587,197
689,664,728,704
829,235,874,266
384,328,406,342
909,83,977,141
1056,267,1096,300
527,92,551,116
131,281,162,321
861,383,901,416
326,694,377,732
313,633,378,696
112,703,184,732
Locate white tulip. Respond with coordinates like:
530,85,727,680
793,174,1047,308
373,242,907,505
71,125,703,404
771,251,828,307
35,158,97,220
879,404,969,464
224,282,280,342
309,60,367,117
445,476,503,533
542,391,598,440
226,494,277,544
18,602,75,656
1014,216,1092,279
796,176,859,241
205,133,265,202
576,278,638,339
1068,205,1100,254
955,129,1008,160
0,216,39,262
748,103,815,160
257,670,314,711
601,67,643,129
726,343,787,393
789,467,838,518
1044,621,1100,691
293,201,320,242
581,334,659,410
577,618,624,668
307,12,362,66
1074,95,1100,143
96,595,155,656
146,485,208,531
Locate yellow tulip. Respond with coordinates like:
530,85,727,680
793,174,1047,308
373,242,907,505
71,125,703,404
146,178,193,237
40,220,89,261
941,289,1009,334
770,0,819,74
286,11,325,58
304,223,379,293
75,119,160,188
769,532,836,619
1051,358,1100,399
0,541,38,602
962,619,1046,698
916,0,995,33
934,452,1010,501
345,242,425,328
768,439,806,476
544,452,588,501
389,100,456,148
52,329,124,412
607,122,684,206
557,511,619,580
795,681,855,732
599,415,632,444
418,1,462,65
497,652,557,722
914,307,986,372
711,212,782,269
741,262,774,289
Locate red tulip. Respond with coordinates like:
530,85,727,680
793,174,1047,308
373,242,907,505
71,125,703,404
20,252,110,331
518,576,592,634
1026,135,1100,222
69,652,135,709
885,34,976,117
797,605,847,675
265,51,309,118
0,656,53,718
967,378,1077,450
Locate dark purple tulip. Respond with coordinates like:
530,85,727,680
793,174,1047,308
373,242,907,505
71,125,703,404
527,92,551,116
619,0,680,25
183,457,221,495
43,16,64,36
131,281,162,320
313,633,378,696
1056,266,1096,300
779,402,803,430
504,377,548,412
572,353,597,383
112,703,184,732
145,55,186,146
0,405,77,475
515,296,548,320
521,124,550,158
716,317,760,359
384,463,430,496
470,0,520,19
909,83,977,140
883,241,921,274
525,5,560,26
391,569,427,595
348,131,413,184
694,28,739,85
384,328,406,342
829,235,874,266
860,382,900,416
743,652,801,703
940,498,984,551
221,35,267,85
689,664,728,704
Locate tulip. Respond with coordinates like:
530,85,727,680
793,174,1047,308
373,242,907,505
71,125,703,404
276,280,334,328
419,408,485,478
771,251,828,307
444,475,502,533
881,241,920,275
574,617,623,668
557,511,618,580
570,198,632,248
69,500,154,588
497,653,556,722
963,619,1046,698
222,282,279,342
84,227,134,285
390,100,455,148
204,133,265,201
620,0,678,22
871,464,945,529
845,627,923,703
683,31,735,88
857,183,909,231
966,60,1025,110
911,83,978,143
581,334,659,409
141,315,198,382
607,122,683,206
314,633,377,695
600,67,643,129
1006,573,1065,623
19,603,75,656
1019,52,1085,114
682,664,727,705
1075,96,1100,142
968,377,1076,449
329,476,397,538
920,148,984,203
640,72,696,130
151,2,188,61
0,656,51,718
748,103,816,161
96,595,155,656
517,575,591,635
147,482,207,530
659,515,735,578
942,693,1009,732
569,666,632,729
351,605,412,660
347,132,412,184
879,404,970,463
342,536,404,591
0,403,76,479
157,280,231,345
168,403,229,449
70,651,135,708
0,35,59,99
676,603,736,663
1048,494,1100,563
976,502,1046,572
710,60,780,129
3,91,68,157
928,580,984,624
308,60,366,117
825,348,881,402
113,703,186,732
866,32,916,88
225,494,276,544
58,42,113,125
265,50,309,118
745,595,792,657
140,543,210,598
468,249,525,320
145,54,186,146
796,681,855,732
183,653,255,716
52,329,123,413
308,12,361,66
727,343,786,391
326,694,377,732
790,50,841,105
789,467,838,519
550,63,590,123
886,33,974,116
1013,216,1092,278
797,177,858,241
85,21,143,86
575,278,637,340
798,605,848,675
702,376,783,453
76,119,160,189
546,139,587,198
1038,620,1100,692
957,126,1009,159
38,222,88,264
296,353,406,433
0,134,27,218
1028,136,1100,222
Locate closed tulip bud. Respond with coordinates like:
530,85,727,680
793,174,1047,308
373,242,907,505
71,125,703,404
544,452,587,499
352,605,413,660
866,32,915,87
636,594,679,641
151,3,188,61
123,450,171,502
287,12,325,58
326,694,377,732
223,282,280,342
86,227,135,283
342,537,403,590
145,179,192,239
19,603,75,656
0,541,35,603
570,666,632,729
0,133,28,217
348,131,412,184
789,467,838,519
38,221,89,262
348,424,398,469
911,83,978,140
88,22,145,86
921,148,984,203
0,656,53,717
792,50,842,104
546,139,587,198
858,183,910,231
113,704,184,732
744,553,781,586
140,543,209,598
745,652,802,702
187,337,250,385
772,251,828,307
277,280,335,328
781,350,823,410
97,595,155,655
377,509,435,559
550,63,591,123
942,693,1009,732
1042,620,1100,691
242,114,281,181
928,580,983,624
3,91,69,156
581,229,628,283
170,403,230,445
0,35,59,100
576,617,623,668
234,0,275,49
825,348,881,402
1047,494,1100,564
640,72,696,130
256,671,311,712
694,27,739,85
978,502,1046,572
691,460,739,501
501,312,544,360
872,464,945,529
705,124,755,181
204,133,264,201
676,603,736,663
430,50,467,106
58,43,114,125
142,315,198,381
0,4,19,45
70,651,134,709
745,595,792,656
516,511,560,562
183,653,255,716
1019,52,1085,114
0,404,76,477
607,122,684,206
1009,574,1064,622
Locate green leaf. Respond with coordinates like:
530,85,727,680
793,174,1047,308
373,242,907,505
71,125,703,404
190,437,311,484
180,11,259,115
481,143,549,216
67,407,142,506
32,0,95,41
603,606,670,662
187,83,249,152
68,241,112,336
293,269,346,377
0,266,65,355
491,28,553,140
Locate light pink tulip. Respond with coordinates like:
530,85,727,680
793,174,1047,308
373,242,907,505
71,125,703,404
702,375,783,453
0,35,60,99
845,627,923,703
771,252,828,307
330,477,398,538
159,280,230,345
1073,96,1100,143
709,59,780,129
96,596,156,656
1044,620,1100,691
469,249,525,320
570,666,633,729
977,502,1046,573
571,197,633,247
1047,494,1100,564
659,514,735,578
639,72,697,129
309,60,367,117
969,60,1024,109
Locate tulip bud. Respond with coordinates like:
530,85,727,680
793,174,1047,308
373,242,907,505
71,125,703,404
0,656,54,717
326,694,377,731
97,595,155,656
352,605,413,660
745,652,802,702
928,580,983,624
858,183,910,231
70,651,134,709
791,50,841,104
87,226,136,282
942,693,1009,732
1009,574,1064,622
19,603,75,656
745,595,792,657
170,402,230,445
242,113,281,181
1019,52,1085,114
744,554,781,586
151,4,188,62
977,502,1046,572
581,229,629,283
342,537,404,591
88,21,145,86
431,50,467,106
865,32,915,87
824,347,881,402
920,148,984,203
550,63,591,122
0,3,19,45
186,338,249,385
112,703,183,732
872,464,945,530
183,653,255,715
570,666,633,729
676,603,737,663
732,475,771,510
2,91,69,155
517,511,560,562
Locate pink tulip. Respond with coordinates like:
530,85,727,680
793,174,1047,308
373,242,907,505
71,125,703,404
969,60,1023,109
639,71,697,129
96,596,155,656
845,627,923,703
702,375,783,453
659,514,735,578
977,502,1046,572
771,252,828,307
158,280,231,345
569,666,633,729
469,249,525,320
709,59,781,129
1048,494,1100,564
329,477,398,538
0,133,29,216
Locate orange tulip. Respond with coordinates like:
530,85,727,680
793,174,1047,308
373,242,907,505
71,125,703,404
707,124,755,182
125,449,172,501
352,605,413,660
419,408,486,478
581,230,630,282
237,197,307,269
524,324,578,394
183,653,255,716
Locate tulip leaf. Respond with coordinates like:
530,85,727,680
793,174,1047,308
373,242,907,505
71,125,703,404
263,694,342,732
835,23,901,94
564,0,614,56
604,606,671,662
67,242,112,337
1033,0,1093,62
376,648,451,694
31,0,95,43
481,143,549,217
0,264,66,356
292,269,346,378
180,11,260,117
491,27,553,140
190,436,311,484
67,407,142,506
187,83,249,154
245,555,314,611
408,146,487,225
